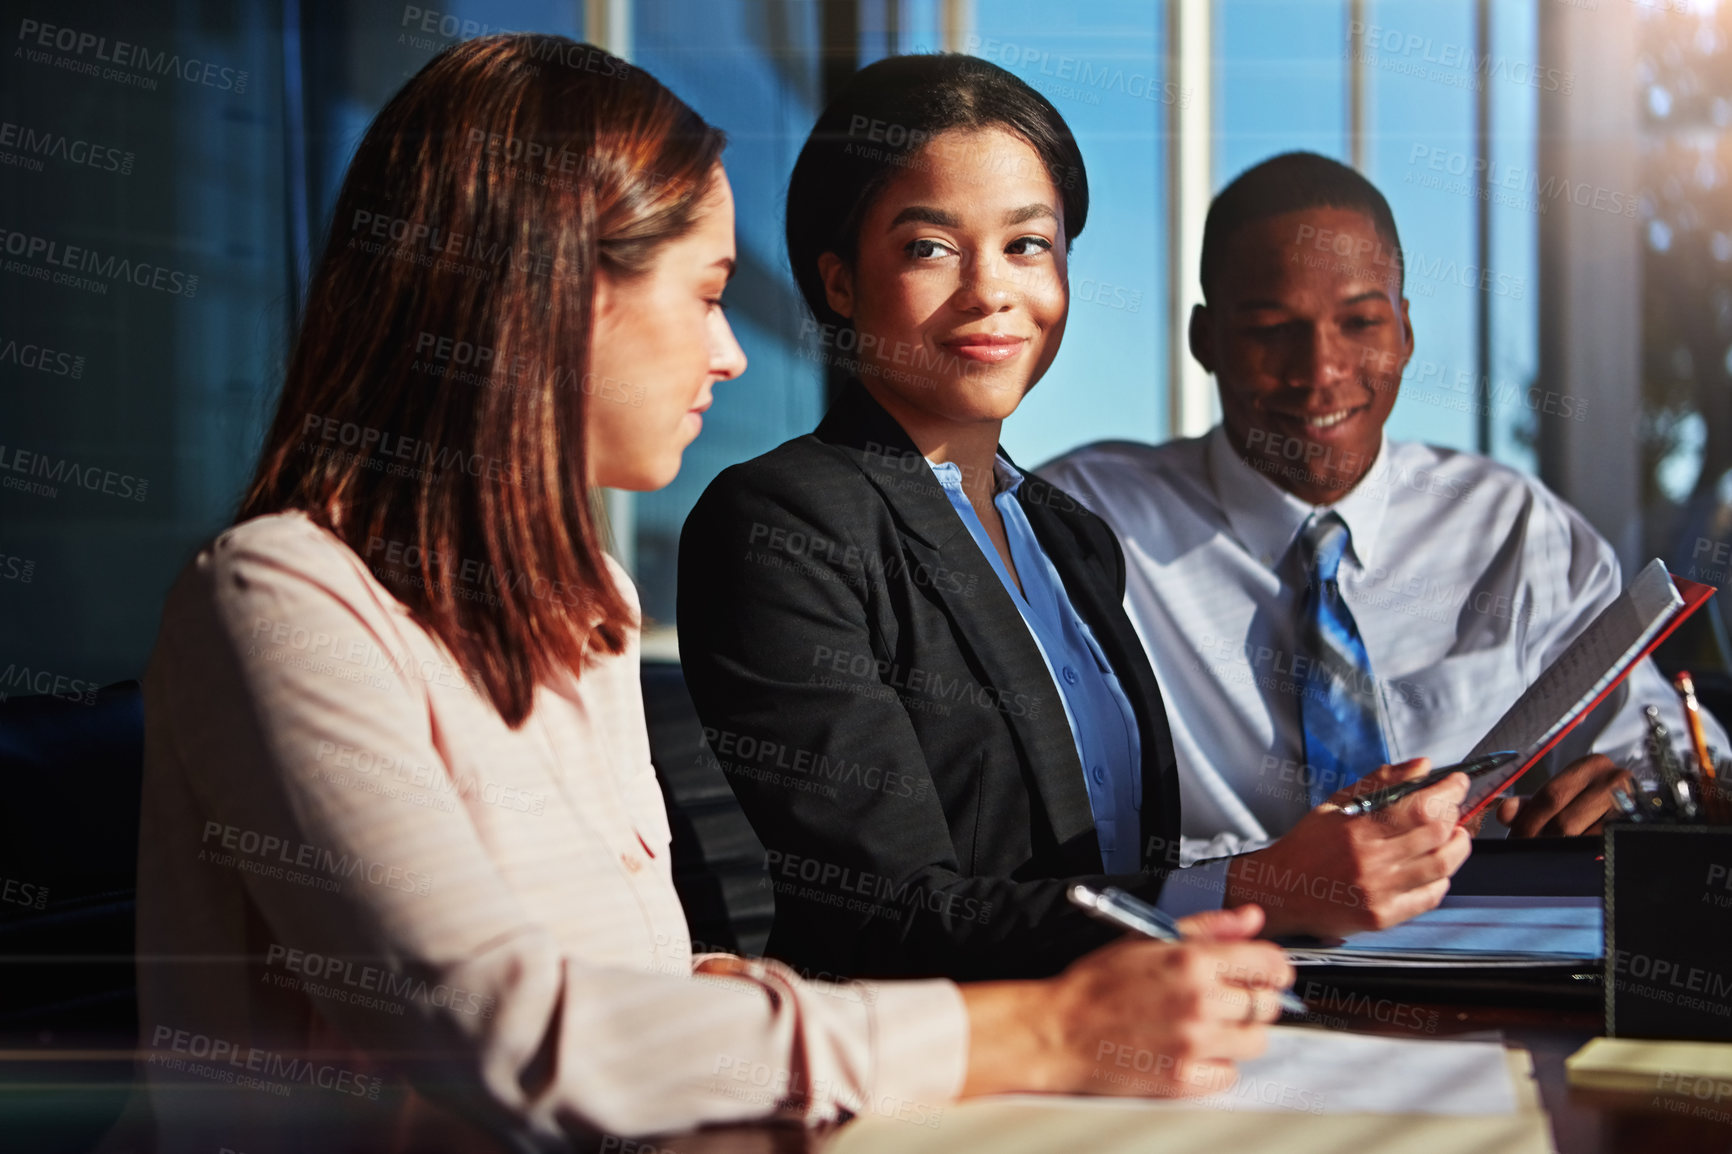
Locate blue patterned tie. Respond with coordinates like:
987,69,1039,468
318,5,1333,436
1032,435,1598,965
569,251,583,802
1297,512,1388,807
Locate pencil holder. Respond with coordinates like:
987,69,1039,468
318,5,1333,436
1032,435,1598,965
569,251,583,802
1603,824,1732,1041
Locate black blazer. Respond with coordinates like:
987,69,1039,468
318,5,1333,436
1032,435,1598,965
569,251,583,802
677,382,1185,981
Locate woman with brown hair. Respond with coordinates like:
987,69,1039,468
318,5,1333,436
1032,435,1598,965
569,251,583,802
132,34,1289,1153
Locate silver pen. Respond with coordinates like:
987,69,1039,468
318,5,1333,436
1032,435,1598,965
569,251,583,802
1068,883,1307,1014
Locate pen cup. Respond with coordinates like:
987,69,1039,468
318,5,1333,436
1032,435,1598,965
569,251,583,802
1603,824,1732,1041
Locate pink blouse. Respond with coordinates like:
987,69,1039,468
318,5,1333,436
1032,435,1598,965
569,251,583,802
133,512,966,1152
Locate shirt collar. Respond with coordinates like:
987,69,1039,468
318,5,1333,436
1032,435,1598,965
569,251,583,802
927,452,1025,497
1204,424,1392,573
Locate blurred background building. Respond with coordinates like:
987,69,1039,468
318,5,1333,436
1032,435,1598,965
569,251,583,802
2,0,1728,682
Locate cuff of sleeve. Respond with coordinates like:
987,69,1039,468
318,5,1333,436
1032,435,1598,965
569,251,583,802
1180,832,1269,866
858,978,968,1122
1153,856,1229,919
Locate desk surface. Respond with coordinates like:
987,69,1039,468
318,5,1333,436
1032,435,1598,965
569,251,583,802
628,1005,1732,1154
9,1005,1728,1154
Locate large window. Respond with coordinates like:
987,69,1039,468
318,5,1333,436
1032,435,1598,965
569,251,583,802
965,1,1172,464
629,0,1551,647
1635,0,1732,665
630,2,827,631
990,0,1544,471
1,1,1674,686
1361,0,1540,469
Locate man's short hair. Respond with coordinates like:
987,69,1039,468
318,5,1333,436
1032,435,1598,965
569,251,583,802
1198,151,1404,302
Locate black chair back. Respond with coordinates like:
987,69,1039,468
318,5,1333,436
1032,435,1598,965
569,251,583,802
640,661,773,957
0,680,143,1153
0,680,142,1040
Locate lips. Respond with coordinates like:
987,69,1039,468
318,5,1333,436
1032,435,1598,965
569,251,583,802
1304,408,1356,430
1269,403,1368,434
941,333,1029,365
683,394,713,435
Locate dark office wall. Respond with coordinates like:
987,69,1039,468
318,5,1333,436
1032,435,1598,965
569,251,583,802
0,0,590,689
0,0,292,688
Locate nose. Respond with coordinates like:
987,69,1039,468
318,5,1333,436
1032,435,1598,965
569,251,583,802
1286,323,1350,390
710,311,747,381
950,247,1016,314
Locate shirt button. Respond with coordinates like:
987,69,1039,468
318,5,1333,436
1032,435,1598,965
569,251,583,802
1091,764,1107,785
1062,665,1079,685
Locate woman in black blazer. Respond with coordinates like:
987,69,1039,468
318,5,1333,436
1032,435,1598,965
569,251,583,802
677,54,1229,984
681,53,1471,986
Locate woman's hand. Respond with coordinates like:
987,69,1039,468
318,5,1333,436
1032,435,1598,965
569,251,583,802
958,904,1292,1099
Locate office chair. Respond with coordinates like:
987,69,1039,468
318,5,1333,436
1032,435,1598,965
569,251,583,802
0,680,144,1152
640,661,774,958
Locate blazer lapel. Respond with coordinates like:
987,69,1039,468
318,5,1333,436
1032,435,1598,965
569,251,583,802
814,384,1101,861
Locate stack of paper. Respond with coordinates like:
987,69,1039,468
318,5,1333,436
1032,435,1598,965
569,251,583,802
829,1026,1554,1154
1047,1027,1521,1115
1284,895,1602,968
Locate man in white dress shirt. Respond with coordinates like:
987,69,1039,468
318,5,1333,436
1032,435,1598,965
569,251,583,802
1042,151,1724,869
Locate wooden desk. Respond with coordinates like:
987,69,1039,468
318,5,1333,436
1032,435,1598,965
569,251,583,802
624,1004,1732,1154
10,1006,1729,1153
1444,1008,1732,1154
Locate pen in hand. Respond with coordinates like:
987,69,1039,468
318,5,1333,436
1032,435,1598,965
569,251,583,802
1335,750,1521,818
1068,884,1308,1014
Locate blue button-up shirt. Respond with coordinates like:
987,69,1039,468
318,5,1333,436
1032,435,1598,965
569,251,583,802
927,453,1229,916
929,454,1144,870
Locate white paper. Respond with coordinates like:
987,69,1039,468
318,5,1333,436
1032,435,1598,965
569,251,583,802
1463,558,1682,811
995,1026,1519,1116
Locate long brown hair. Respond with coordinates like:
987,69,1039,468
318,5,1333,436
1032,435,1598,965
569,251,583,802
240,34,726,726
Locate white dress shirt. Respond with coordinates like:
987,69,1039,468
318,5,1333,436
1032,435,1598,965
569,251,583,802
1041,427,1725,865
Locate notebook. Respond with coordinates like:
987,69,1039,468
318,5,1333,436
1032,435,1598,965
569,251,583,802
1456,559,1716,823
1283,896,1601,967
1565,1035,1732,1095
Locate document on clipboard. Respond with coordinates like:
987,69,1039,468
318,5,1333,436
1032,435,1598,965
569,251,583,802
1455,558,1717,824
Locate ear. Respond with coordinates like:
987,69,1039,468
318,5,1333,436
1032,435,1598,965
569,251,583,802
1397,296,1415,368
593,269,619,330
1188,302,1216,375
817,252,855,321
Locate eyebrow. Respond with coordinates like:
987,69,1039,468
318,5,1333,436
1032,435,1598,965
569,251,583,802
888,206,960,230
885,203,1060,232
1003,203,1059,226
711,257,736,281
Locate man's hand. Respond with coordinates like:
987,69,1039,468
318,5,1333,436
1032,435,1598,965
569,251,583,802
1223,759,1472,938
1495,754,1631,837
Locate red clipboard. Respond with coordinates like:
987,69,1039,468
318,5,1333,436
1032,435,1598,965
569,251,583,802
1458,572,1718,825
